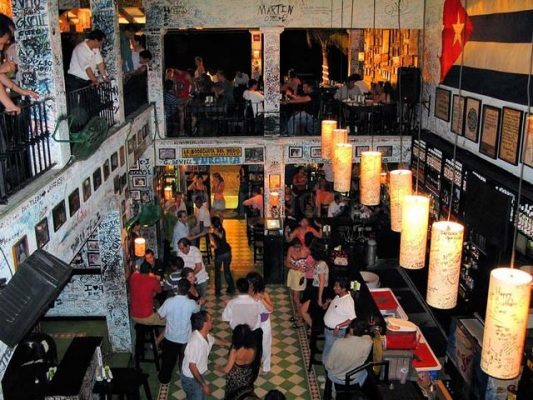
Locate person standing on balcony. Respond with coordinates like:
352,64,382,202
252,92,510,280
131,34,145,70
67,29,109,90
242,79,264,118
120,24,138,73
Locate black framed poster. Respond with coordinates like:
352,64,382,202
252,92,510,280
435,87,451,122
464,97,481,143
498,107,523,165
479,105,501,159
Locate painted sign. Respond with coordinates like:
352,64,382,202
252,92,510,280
182,147,242,158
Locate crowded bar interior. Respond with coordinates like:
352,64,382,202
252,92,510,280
0,0,532,399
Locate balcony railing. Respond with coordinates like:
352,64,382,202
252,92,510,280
66,80,116,133
0,98,54,204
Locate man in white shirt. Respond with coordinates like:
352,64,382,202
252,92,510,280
234,70,250,87
174,192,188,215
328,194,348,218
242,79,264,117
177,238,209,297
158,279,200,384
334,74,362,101
67,29,109,89
193,196,211,238
354,73,371,94
181,311,228,399
222,278,266,330
172,211,198,253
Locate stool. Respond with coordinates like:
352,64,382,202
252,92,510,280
93,367,152,400
134,324,160,371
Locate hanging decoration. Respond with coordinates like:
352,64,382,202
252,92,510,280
360,151,381,205
331,128,348,164
389,170,412,231
164,186,173,200
399,195,429,269
333,143,353,193
134,237,146,257
426,221,464,308
321,120,337,160
481,268,531,379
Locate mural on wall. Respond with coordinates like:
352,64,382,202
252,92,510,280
146,30,165,135
47,273,106,317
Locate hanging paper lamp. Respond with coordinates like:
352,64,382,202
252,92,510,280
134,237,146,257
399,195,429,269
389,170,412,232
321,120,337,160
269,191,279,207
331,128,348,168
360,151,381,205
427,221,464,309
333,143,353,193
164,186,173,200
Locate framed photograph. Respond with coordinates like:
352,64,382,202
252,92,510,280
310,147,322,158
130,190,141,201
434,87,451,122
498,107,524,165
111,152,119,171
159,148,176,160
12,235,29,269
141,125,149,139
127,135,136,153
35,218,50,249
68,188,81,217
288,146,303,158
132,176,147,188
136,129,144,145
524,116,533,167
464,97,481,143
52,200,67,232
82,177,92,201
87,252,101,266
451,95,466,135
119,146,125,166
113,175,121,194
479,105,501,159
93,168,102,191
103,159,110,181
140,191,150,204
87,240,99,251
355,146,370,157
377,145,393,157
121,173,128,189
244,147,264,162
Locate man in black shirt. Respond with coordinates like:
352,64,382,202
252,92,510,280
286,81,320,136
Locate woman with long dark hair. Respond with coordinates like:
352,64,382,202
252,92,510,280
210,216,235,296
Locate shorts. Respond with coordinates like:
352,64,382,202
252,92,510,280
287,269,306,291
213,199,226,210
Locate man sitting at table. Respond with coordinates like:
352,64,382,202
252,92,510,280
324,319,373,388
328,194,348,218
334,74,362,101
286,81,320,136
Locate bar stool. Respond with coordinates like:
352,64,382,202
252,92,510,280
93,367,152,400
134,324,160,371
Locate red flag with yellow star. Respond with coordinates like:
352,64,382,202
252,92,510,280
440,0,473,82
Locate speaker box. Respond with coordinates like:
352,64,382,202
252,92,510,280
398,67,421,104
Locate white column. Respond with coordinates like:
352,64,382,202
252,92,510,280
145,29,165,137
260,27,283,136
249,30,262,80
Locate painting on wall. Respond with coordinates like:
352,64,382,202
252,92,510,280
119,146,125,166
82,178,92,201
111,152,119,171
132,176,147,188
244,147,264,162
310,147,322,158
464,97,481,143
12,235,29,270
88,252,101,267
68,188,80,217
479,105,501,159
434,87,451,122
128,135,136,153
288,146,303,158
356,146,370,156
93,168,102,191
377,145,393,157
159,148,176,160
103,159,110,181
52,201,67,232
35,218,50,249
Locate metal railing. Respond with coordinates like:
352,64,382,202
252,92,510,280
66,80,115,133
0,98,54,203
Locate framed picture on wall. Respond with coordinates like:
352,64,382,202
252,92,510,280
464,97,481,143
136,129,144,145
119,146,125,166
451,95,466,135
130,190,141,201
113,175,121,194
52,201,67,232
377,145,393,157
87,240,99,251
88,252,101,267
132,176,147,188
12,235,29,270
82,177,92,201
159,148,176,160
111,152,119,171
310,147,322,158
244,147,264,162
35,218,50,249
434,87,451,122
288,146,303,158
498,107,524,165
524,116,533,168
68,188,81,217
93,168,102,191
479,105,501,159
127,135,136,153
355,146,370,157
103,159,110,181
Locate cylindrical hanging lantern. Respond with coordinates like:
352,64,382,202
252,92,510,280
269,191,279,207
331,128,348,169
360,151,381,205
427,221,464,309
481,268,532,379
321,120,337,160
399,195,429,269
164,186,173,200
389,170,412,232
134,237,146,257
333,144,353,193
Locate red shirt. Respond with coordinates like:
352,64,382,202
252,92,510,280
129,272,161,318
173,70,190,98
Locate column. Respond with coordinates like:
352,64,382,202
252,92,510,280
260,27,283,136
98,211,132,352
264,142,285,219
91,0,125,124
13,0,70,168
145,29,165,136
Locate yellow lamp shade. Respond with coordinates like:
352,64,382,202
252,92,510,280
427,221,464,309
269,192,279,206
399,195,429,269
333,144,353,193
481,268,532,379
331,129,348,164
134,237,146,257
321,120,337,160
389,170,412,232
360,151,382,206
164,186,173,200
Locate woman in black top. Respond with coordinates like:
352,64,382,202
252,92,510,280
210,216,236,296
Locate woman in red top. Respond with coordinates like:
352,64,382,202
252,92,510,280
288,217,322,245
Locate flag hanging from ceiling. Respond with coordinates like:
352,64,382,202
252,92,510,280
441,1,533,105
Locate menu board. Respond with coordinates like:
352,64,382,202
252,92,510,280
498,107,523,165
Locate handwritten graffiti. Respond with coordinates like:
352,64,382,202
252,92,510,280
258,3,294,23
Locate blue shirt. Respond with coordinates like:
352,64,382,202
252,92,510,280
158,295,200,344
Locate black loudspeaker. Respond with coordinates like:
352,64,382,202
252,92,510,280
0,250,72,347
398,67,421,104
263,233,284,284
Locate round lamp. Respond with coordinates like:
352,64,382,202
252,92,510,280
389,170,412,232
481,268,532,379
321,120,337,160
134,237,146,257
399,195,429,269
269,191,279,207
164,186,173,200
427,221,464,309
333,143,353,193
360,151,382,206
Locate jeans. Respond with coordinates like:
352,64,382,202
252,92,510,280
214,251,235,295
287,111,318,136
322,327,347,365
181,375,206,400
196,280,208,298
158,338,186,384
